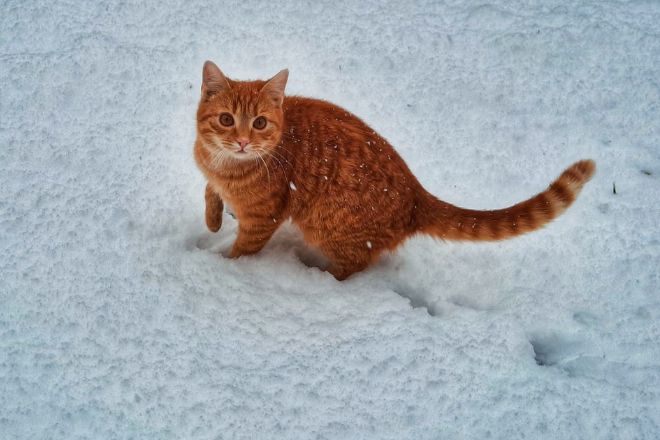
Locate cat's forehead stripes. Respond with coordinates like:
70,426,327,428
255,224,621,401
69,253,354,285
225,80,267,115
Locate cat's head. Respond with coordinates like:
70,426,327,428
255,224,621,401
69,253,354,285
196,61,288,164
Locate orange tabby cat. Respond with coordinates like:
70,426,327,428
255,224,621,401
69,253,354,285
194,61,595,280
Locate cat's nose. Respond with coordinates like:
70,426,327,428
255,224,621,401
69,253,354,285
237,138,250,150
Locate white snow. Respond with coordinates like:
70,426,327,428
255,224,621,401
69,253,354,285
2,1,660,439
289,181,297,191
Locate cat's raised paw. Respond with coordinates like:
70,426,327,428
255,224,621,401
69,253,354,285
205,213,222,232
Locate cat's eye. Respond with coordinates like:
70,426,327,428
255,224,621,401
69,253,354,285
253,116,267,130
219,113,234,127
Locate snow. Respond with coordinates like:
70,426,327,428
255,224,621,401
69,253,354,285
289,181,297,191
1,1,660,439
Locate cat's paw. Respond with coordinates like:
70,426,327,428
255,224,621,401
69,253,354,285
224,245,252,259
205,213,222,233
210,234,234,257
192,228,235,255
220,246,235,258
204,184,223,232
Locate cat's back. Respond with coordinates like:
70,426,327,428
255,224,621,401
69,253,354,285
283,95,338,115
282,95,372,132
280,95,425,233
281,95,419,183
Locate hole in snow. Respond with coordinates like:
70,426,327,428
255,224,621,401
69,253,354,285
529,333,584,367
530,338,554,366
391,282,438,317
294,246,329,271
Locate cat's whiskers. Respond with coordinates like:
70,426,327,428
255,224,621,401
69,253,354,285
256,147,288,181
210,152,222,169
202,137,233,170
266,150,290,180
254,150,271,187
269,149,290,165
274,145,294,158
210,147,229,169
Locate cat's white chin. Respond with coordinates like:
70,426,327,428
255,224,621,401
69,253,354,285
228,151,254,161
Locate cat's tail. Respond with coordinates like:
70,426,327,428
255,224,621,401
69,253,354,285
419,160,596,241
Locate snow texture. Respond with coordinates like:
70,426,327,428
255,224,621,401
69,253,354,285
1,1,660,439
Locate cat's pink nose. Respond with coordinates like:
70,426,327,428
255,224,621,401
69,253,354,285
237,138,250,150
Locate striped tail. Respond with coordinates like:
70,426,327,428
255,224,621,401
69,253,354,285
421,160,596,241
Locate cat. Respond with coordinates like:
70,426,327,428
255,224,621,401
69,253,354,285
194,61,595,280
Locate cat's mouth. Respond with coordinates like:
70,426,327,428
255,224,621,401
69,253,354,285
229,143,272,161
228,148,255,160
205,138,270,163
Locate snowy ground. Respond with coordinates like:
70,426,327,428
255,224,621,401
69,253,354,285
2,1,659,438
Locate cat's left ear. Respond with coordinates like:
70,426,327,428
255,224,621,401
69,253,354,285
202,60,231,97
261,69,289,108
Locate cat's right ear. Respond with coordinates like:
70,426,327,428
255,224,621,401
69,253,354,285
202,61,231,97
261,69,289,108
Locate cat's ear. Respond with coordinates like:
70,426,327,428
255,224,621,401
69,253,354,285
202,60,231,97
260,69,289,107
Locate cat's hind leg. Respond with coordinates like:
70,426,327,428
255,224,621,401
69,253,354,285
319,239,375,281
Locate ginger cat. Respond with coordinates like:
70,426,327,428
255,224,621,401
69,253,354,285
194,61,595,280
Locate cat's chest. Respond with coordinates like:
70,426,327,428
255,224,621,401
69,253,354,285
207,176,241,202
207,174,267,204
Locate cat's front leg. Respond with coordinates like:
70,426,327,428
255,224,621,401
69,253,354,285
205,183,224,232
228,220,280,258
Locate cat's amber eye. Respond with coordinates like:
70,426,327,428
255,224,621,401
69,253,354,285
219,113,234,127
253,116,267,130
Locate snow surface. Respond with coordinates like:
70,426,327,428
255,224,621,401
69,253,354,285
1,1,660,439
